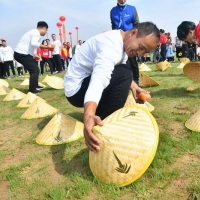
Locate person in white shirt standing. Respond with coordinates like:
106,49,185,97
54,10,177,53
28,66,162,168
75,40,82,54
51,34,63,73
0,44,4,79
14,21,54,94
0,40,16,79
64,22,160,152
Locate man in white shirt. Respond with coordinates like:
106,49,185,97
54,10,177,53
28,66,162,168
0,44,4,78
64,22,160,152
75,40,82,53
0,40,16,79
14,21,54,94
51,34,63,73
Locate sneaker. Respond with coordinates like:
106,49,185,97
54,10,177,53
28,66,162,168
25,72,29,75
53,71,58,74
36,85,44,90
31,89,42,94
58,71,62,74
6,76,11,79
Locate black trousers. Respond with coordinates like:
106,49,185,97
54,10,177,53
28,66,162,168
3,61,16,77
66,64,133,119
40,58,53,74
127,57,139,85
17,67,23,75
188,49,194,61
160,44,166,61
52,54,62,71
14,52,39,92
0,62,4,78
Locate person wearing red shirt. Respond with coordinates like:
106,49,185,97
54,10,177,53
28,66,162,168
40,40,53,75
159,29,167,61
177,21,200,43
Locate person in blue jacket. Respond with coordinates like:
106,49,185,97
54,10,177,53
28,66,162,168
110,0,140,85
166,42,174,62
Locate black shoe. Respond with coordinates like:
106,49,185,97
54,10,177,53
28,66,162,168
31,89,42,94
36,85,44,90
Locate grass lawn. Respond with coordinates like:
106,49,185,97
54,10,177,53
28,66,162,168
0,62,200,200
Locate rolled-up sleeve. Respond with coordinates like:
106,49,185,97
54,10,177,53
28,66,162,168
84,47,121,105
30,31,41,48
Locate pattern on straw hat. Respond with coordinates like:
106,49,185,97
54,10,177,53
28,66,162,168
20,78,29,86
42,75,50,83
3,88,26,101
185,108,200,132
139,63,151,72
140,72,159,88
0,85,11,96
36,113,84,145
0,79,9,88
124,94,154,112
183,63,200,83
156,61,170,71
17,92,46,108
180,57,190,65
46,76,64,89
21,98,58,119
177,62,185,69
89,106,159,186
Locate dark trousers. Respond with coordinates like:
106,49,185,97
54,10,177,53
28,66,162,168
14,52,39,92
0,62,4,78
160,44,166,61
66,64,133,119
17,67,23,75
50,58,56,72
52,54,62,71
3,61,16,77
188,49,194,61
127,57,139,85
40,58,53,74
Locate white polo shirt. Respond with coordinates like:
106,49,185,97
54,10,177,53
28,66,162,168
15,29,41,56
0,46,14,61
64,30,125,105
52,40,61,55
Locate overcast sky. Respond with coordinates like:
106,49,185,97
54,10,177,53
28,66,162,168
0,0,200,48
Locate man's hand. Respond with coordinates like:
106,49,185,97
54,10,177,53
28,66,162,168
84,114,104,152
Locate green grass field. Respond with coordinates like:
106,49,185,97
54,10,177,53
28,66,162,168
0,62,200,200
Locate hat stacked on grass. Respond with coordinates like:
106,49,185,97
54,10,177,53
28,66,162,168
180,57,190,65
140,72,159,88
20,78,46,88
0,86,11,96
89,106,159,187
185,108,200,132
183,63,200,82
177,62,185,69
139,63,151,72
0,79,9,88
46,76,64,89
3,89,26,101
36,113,84,145
42,75,50,83
156,61,170,71
21,98,58,119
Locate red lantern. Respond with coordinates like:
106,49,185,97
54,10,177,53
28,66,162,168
56,22,62,29
75,26,79,30
68,32,72,35
59,16,66,23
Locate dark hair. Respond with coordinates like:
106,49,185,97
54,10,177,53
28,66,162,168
2,40,6,43
46,39,50,41
177,21,196,40
51,34,56,36
37,21,48,29
159,29,165,33
42,39,47,45
134,22,160,41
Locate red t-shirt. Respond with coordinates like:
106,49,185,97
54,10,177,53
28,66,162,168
40,49,50,59
196,23,200,43
160,34,167,44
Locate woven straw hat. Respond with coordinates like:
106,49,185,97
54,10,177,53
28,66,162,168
20,78,29,86
140,72,159,88
183,63,200,82
177,62,185,69
17,92,46,108
38,82,46,88
89,106,159,187
186,87,194,92
124,94,154,112
3,88,26,101
139,63,151,72
156,61,170,71
180,57,190,65
42,75,50,83
0,86,11,96
0,79,9,88
185,108,200,132
36,113,84,145
46,76,64,89
21,98,58,119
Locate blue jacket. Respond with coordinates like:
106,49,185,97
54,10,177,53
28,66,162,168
166,45,174,57
110,4,139,31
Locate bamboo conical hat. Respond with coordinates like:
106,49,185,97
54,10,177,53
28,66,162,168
156,61,170,71
186,87,194,92
124,94,154,112
46,76,64,89
177,62,185,69
38,82,46,88
3,88,26,101
0,79,9,88
0,86,11,96
183,63,200,82
36,113,84,145
42,75,50,83
21,98,58,119
20,78,29,86
185,108,200,132
139,63,151,72
140,73,159,88
180,57,190,65
17,92,46,108
89,106,159,187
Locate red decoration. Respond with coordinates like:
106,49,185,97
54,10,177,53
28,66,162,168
56,22,62,29
59,16,66,23
75,26,79,30
68,32,72,46
75,27,79,43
